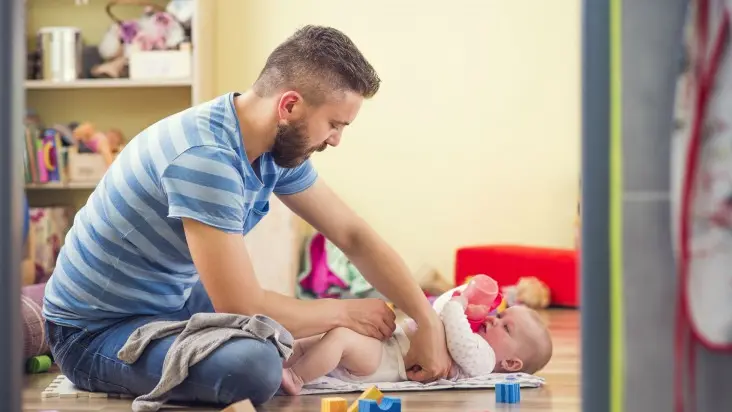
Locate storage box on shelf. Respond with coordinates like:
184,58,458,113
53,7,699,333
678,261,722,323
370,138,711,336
67,148,106,184
129,44,193,80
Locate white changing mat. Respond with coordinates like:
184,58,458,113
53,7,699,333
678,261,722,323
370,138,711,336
42,372,545,399
293,372,545,395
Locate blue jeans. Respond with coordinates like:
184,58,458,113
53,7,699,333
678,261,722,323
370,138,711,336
44,282,284,406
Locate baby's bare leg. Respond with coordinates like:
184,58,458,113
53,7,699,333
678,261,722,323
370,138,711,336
283,334,322,368
281,327,383,395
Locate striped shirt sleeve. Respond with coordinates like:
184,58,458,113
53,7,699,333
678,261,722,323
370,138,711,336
273,159,319,195
161,145,246,233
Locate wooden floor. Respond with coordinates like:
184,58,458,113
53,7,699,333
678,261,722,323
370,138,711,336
22,309,580,411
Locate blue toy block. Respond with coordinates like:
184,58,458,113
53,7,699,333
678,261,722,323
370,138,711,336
495,381,521,403
358,396,402,412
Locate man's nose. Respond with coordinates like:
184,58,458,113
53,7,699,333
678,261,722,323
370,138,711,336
326,133,341,147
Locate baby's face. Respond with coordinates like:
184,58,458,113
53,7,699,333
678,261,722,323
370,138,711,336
475,306,540,362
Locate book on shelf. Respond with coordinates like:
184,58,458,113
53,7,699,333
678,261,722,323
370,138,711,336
23,125,68,185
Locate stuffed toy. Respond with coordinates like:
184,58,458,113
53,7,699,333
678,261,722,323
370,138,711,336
72,122,119,166
98,2,186,60
417,266,453,298
95,1,186,78
502,276,551,309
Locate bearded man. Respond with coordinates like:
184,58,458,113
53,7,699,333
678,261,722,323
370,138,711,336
42,25,452,406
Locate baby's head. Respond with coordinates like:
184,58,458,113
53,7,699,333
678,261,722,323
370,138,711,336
476,305,552,374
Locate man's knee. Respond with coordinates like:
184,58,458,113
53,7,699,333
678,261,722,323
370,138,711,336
208,338,284,405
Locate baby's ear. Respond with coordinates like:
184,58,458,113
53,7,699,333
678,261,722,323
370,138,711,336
500,358,523,372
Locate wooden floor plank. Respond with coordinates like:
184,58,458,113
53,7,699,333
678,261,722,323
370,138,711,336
23,308,580,411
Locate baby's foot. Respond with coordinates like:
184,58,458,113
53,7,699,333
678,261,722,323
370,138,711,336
281,368,304,395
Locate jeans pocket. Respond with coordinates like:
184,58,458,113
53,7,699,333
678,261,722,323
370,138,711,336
45,321,82,370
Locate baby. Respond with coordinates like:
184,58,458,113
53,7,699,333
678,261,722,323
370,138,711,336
280,294,553,395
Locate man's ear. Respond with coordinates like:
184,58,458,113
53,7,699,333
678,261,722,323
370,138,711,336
277,91,305,120
500,358,523,372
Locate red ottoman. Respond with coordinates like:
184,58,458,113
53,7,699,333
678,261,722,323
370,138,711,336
455,245,579,307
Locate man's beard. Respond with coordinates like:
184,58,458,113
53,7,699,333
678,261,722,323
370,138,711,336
271,119,326,168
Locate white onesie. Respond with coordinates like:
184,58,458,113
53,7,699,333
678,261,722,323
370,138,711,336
328,300,496,383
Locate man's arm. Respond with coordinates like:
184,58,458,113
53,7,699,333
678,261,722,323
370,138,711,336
277,178,435,324
182,217,393,339
160,144,394,340
277,178,453,381
183,218,338,337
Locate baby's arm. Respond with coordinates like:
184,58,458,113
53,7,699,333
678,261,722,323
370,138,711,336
440,298,496,378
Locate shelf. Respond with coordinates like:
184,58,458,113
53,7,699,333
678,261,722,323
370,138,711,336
25,182,98,190
25,78,193,90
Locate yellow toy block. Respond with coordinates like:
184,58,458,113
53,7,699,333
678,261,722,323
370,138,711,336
322,397,348,412
220,399,256,412
347,386,383,412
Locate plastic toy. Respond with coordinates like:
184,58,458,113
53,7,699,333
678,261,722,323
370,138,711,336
358,397,402,412
220,399,256,412
26,355,52,374
452,274,507,332
495,381,521,403
347,386,383,412
322,397,348,412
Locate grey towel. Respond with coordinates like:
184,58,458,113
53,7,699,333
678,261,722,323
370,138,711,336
116,312,294,412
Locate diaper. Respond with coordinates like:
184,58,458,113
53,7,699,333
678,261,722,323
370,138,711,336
328,326,411,383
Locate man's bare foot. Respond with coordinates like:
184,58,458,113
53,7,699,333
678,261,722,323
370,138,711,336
280,368,304,395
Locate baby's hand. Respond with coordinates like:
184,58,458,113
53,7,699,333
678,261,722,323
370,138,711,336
450,294,468,309
465,304,491,321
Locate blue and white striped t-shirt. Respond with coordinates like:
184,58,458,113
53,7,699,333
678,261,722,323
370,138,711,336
43,92,318,330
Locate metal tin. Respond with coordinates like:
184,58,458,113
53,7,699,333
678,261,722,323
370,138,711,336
37,27,82,81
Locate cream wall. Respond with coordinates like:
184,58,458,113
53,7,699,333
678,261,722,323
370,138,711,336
209,0,581,284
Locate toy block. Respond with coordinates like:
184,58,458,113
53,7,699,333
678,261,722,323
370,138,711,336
358,397,402,412
220,398,257,412
347,385,383,412
495,381,521,403
322,397,348,412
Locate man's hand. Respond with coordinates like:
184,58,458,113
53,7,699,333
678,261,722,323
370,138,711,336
342,299,396,340
403,319,453,383
278,178,450,368
183,217,356,339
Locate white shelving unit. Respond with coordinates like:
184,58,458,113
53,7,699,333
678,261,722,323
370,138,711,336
23,0,213,210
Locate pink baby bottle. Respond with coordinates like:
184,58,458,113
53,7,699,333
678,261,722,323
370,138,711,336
462,274,499,307
462,275,499,332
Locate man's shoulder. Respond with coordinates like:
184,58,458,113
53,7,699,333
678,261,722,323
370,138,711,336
183,92,238,125
145,93,242,161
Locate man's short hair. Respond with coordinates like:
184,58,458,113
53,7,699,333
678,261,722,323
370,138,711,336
253,25,381,105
